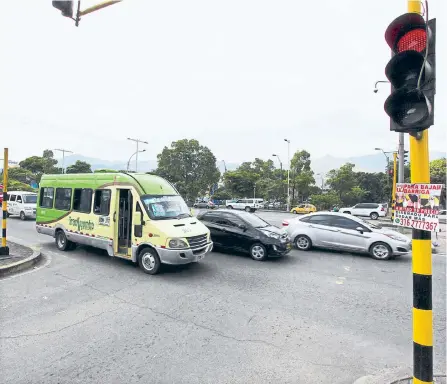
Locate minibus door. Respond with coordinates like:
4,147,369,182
116,189,133,257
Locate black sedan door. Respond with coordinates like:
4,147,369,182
198,212,228,247
219,213,255,253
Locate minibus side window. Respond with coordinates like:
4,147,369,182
39,187,54,208
73,188,93,213
55,188,72,211
94,189,111,215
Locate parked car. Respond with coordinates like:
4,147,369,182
193,201,216,209
283,212,411,260
197,209,292,260
291,203,316,214
339,203,386,220
7,191,37,220
225,198,263,212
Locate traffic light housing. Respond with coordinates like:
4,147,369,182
384,13,436,133
52,1,74,18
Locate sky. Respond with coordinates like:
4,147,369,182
0,0,445,166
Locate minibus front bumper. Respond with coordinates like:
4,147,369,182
156,242,213,265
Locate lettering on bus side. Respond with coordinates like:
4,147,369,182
68,217,95,231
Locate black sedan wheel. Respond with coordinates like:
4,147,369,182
250,243,267,261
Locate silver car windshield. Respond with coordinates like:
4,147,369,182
356,217,381,229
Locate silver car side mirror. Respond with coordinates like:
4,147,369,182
356,227,364,234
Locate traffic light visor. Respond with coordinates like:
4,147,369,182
385,13,426,53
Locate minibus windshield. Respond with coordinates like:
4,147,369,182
141,195,191,220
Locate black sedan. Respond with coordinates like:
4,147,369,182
197,209,292,261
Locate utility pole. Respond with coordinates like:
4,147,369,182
391,152,397,221
54,148,73,174
398,133,405,183
284,139,290,212
127,138,148,173
0,148,9,256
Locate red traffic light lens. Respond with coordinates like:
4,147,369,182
397,28,426,53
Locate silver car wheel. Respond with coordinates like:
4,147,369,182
141,252,156,271
372,244,389,259
296,236,309,250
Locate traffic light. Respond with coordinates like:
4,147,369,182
52,1,74,18
404,150,409,164
384,13,436,133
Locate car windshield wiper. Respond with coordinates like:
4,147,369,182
175,213,191,219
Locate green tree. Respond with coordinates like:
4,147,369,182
7,167,35,184
355,172,389,203
66,160,92,174
19,150,61,181
309,192,342,211
212,188,232,201
289,150,315,204
430,158,446,207
155,139,220,201
94,169,118,173
326,163,367,206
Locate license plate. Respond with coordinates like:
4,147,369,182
197,254,204,261
287,243,292,249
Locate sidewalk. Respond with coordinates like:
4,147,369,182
0,241,42,277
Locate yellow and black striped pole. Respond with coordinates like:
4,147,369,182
407,1,433,382
0,148,9,256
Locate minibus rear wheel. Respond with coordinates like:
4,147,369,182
138,247,161,275
55,229,74,251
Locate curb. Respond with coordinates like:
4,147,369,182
0,244,42,278
353,369,446,384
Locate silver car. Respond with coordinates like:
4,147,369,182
284,212,411,260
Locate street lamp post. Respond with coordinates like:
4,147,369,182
375,147,391,190
127,137,148,172
127,150,146,172
272,154,282,171
284,139,290,212
221,160,227,173
54,148,73,174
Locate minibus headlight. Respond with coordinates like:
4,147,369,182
168,238,188,249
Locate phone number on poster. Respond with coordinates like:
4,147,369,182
398,219,438,231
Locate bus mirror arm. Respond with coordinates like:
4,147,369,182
113,211,116,222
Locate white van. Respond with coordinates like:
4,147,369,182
225,198,263,212
7,191,37,220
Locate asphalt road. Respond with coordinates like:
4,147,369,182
1,213,446,384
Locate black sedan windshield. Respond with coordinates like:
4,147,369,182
235,211,270,228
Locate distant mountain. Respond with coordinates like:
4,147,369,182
58,151,445,175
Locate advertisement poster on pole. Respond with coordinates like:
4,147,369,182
393,183,444,232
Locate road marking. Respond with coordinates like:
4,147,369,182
344,266,351,272
336,276,346,285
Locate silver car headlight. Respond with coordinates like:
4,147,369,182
267,232,280,239
168,238,188,249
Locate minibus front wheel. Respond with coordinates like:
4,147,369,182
138,247,161,275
